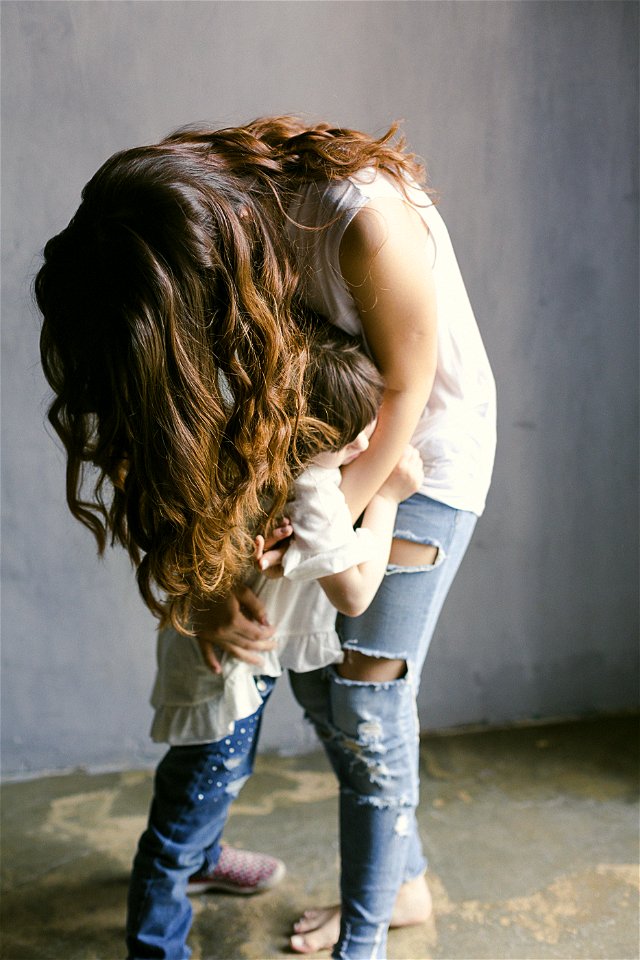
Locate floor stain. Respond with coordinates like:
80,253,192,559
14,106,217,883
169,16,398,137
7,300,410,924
230,767,339,817
1,716,638,960
41,788,147,868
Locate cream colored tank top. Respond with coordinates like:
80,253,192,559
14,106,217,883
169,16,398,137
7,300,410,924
286,169,497,516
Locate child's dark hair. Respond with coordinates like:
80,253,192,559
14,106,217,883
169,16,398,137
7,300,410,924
296,318,383,464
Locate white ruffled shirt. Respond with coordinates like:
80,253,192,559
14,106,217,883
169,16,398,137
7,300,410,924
150,464,376,745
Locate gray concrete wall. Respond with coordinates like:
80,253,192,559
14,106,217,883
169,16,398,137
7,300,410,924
2,1,637,776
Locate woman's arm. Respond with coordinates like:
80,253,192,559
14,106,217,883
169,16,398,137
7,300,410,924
338,196,438,521
318,445,423,617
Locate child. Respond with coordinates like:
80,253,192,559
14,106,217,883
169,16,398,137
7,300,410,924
127,322,424,959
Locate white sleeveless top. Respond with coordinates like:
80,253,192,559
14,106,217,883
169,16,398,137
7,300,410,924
287,170,497,516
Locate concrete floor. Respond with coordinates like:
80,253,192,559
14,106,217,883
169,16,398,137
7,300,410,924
1,716,638,960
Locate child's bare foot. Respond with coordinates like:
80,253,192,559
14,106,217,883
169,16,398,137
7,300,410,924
289,873,432,954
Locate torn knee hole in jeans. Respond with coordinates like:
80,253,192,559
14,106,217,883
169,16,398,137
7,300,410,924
386,532,445,575
337,652,407,683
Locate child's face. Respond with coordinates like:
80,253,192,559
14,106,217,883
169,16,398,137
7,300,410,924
314,419,377,469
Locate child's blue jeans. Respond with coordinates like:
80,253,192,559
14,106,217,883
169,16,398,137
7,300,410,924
126,677,275,959
289,494,477,960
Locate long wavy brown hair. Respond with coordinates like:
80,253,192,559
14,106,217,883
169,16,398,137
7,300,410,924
35,116,426,630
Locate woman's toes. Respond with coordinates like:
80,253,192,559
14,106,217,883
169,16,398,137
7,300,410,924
290,907,341,952
290,933,318,954
294,910,322,932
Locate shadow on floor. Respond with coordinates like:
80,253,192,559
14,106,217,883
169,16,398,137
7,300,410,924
1,716,638,959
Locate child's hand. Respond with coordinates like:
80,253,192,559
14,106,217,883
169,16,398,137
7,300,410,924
377,445,424,503
254,518,293,579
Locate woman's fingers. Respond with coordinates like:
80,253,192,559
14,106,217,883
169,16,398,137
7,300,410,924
197,636,266,671
196,637,223,674
192,585,277,670
227,627,277,650
198,618,274,645
235,583,272,627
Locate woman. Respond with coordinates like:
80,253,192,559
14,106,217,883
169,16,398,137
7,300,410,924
36,117,496,960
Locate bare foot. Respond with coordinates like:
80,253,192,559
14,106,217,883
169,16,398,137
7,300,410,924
290,907,340,954
289,874,432,954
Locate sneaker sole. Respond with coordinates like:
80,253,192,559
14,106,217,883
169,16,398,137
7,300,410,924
186,860,286,896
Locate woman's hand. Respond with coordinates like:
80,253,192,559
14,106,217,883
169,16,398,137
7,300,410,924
377,444,424,503
193,585,277,673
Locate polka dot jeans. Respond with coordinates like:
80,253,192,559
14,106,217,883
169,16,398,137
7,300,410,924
126,677,275,959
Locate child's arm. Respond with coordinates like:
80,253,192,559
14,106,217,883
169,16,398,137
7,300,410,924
317,445,423,617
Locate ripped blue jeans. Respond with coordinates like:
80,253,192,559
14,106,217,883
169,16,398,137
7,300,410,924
289,494,477,960
126,679,275,959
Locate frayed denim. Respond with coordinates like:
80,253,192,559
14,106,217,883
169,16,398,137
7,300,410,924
126,678,275,959
290,494,477,959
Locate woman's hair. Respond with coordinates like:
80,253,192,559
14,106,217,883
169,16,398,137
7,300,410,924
35,116,424,631
297,319,383,463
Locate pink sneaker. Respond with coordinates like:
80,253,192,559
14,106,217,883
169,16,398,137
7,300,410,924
186,845,286,896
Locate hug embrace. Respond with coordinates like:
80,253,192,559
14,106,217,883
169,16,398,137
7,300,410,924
36,117,496,960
